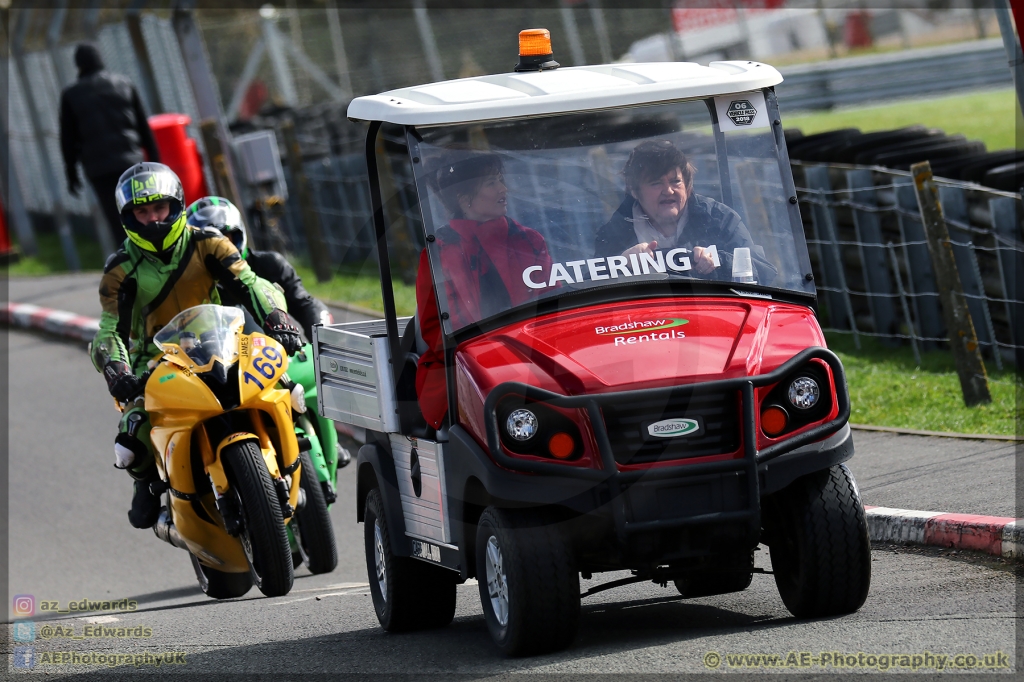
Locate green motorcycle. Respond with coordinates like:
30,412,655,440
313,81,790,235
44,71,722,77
286,343,347,573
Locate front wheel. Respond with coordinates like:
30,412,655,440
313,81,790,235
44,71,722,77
765,464,871,618
190,554,252,599
222,440,294,597
293,450,338,574
475,507,579,656
364,488,456,631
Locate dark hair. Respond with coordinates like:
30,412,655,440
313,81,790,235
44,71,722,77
431,152,504,218
622,140,695,196
74,43,104,77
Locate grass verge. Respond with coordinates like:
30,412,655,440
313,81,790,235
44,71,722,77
293,264,416,317
784,87,1020,153
2,233,107,275
826,333,1021,436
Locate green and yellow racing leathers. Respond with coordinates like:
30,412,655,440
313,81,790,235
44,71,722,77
92,226,284,479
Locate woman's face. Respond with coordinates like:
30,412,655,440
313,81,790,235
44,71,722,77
631,167,688,231
459,173,507,223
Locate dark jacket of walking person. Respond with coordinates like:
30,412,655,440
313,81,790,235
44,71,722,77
60,43,161,246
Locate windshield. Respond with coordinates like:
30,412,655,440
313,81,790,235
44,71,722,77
154,305,244,368
408,93,812,333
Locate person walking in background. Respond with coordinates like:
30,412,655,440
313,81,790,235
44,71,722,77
60,42,161,246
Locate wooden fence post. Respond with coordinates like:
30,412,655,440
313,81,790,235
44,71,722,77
911,161,991,406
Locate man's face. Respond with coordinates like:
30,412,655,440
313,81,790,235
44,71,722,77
631,167,688,230
132,200,171,224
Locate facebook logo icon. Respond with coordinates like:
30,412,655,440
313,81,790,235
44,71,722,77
12,621,36,642
13,646,36,669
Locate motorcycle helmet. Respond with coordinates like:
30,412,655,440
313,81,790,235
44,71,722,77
115,162,187,253
185,196,247,258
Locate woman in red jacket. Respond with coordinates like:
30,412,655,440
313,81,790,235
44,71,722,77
415,152,552,429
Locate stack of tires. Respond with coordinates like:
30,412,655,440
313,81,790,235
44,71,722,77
786,126,1021,193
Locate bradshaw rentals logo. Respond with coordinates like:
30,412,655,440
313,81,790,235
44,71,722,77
595,318,688,346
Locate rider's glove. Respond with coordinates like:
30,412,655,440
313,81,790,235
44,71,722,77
103,361,142,402
263,309,303,355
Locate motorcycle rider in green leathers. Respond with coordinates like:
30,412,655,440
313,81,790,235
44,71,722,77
91,163,304,529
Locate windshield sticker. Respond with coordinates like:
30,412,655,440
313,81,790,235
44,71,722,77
726,100,757,126
714,92,769,130
523,247,714,290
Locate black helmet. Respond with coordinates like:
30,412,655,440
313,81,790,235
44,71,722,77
115,163,186,253
185,196,247,258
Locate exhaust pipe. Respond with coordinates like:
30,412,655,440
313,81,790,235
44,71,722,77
153,508,189,551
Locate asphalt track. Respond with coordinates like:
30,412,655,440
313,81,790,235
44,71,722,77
4,325,1020,679
2,274,1024,675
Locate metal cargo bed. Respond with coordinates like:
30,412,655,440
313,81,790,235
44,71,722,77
312,317,410,433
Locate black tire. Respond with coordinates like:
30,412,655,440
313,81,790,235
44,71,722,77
765,464,871,618
674,552,753,598
222,440,294,597
190,553,252,599
475,507,579,656
364,488,456,631
293,450,338,574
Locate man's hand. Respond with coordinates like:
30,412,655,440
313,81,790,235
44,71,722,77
621,240,658,258
263,309,303,355
692,246,717,274
103,361,142,402
67,169,82,197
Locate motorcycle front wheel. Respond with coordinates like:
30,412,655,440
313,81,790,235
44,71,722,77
221,440,294,597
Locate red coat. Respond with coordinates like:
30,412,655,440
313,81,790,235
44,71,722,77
415,217,551,428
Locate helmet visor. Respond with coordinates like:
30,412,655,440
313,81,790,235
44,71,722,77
115,171,183,213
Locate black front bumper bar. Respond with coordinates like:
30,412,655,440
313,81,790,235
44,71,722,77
479,347,850,544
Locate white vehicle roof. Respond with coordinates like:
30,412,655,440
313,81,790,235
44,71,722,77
347,61,782,126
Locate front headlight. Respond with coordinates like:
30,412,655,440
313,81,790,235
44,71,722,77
506,409,538,441
290,383,307,414
787,376,820,410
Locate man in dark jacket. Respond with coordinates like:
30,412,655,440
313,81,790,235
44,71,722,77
60,43,161,244
593,140,775,284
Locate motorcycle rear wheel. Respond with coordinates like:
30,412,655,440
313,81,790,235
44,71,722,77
190,553,252,599
222,440,294,597
293,449,338,574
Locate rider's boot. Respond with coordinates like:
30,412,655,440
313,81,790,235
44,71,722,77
115,403,160,529
127,467,162,529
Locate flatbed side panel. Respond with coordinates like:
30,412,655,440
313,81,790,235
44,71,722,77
313,318,409,433
389,434,450,545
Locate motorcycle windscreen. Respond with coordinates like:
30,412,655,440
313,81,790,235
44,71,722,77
407,95,813,335
154,304,243,377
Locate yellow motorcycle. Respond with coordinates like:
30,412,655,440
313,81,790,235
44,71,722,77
131,304,333,598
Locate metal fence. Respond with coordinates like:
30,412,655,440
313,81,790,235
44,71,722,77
794,162,1022,366
777,38,1012,112
5,16,202,219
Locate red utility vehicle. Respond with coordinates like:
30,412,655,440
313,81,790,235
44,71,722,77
314,30,870,656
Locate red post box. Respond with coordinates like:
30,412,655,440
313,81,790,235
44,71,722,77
148,113,209,206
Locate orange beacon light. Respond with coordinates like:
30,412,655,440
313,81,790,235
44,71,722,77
515,28,560,72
